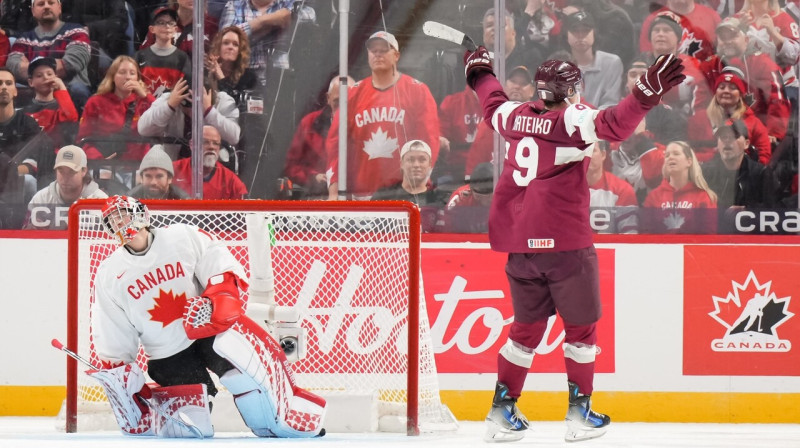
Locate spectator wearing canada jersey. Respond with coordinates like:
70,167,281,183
23,57,79,149
78,55,155,161
643,141,717,234
737,0,800,75
639,0,722,61
172,125,247,199
6,0,92,112
135,7,192,95
464,47,685,442
440,162,494,234
705,16,791,142
283,76,353,200
435,85,482,188
326,31,440,200
588,141,638,234
644,11,714,148
706,69,772,164
140,0,219,60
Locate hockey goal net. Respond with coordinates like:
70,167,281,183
63,199,455,435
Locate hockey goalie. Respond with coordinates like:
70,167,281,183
89,195,326,438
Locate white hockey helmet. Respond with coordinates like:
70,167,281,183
102,195,151,246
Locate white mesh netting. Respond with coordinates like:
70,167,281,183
64,201,456,433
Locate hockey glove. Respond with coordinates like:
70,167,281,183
632,54,686,106
464,46,494,89
184,272,245,340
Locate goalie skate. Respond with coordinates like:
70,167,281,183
484,382,529,443
564,381,610,442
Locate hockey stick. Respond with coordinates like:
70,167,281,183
422,21,478,51
51,339,204,439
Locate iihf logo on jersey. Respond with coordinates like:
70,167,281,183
708,270,794,352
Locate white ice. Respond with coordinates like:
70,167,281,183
2,417,799,448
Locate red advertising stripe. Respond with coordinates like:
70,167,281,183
422,247,616,374
683,246,800,376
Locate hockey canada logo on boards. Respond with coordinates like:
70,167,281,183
708,270,794,352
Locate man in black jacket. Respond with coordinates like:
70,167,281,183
701,119,776,212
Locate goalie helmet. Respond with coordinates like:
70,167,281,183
535,59,582,102
102,195,151,246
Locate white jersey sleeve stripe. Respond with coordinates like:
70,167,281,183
491,101,523,133
563,103,600,143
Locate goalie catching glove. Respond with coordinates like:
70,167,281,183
632,54,686,106
184,271,246,340
463,46,494,88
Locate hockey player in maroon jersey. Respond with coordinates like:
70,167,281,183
464,44,685,442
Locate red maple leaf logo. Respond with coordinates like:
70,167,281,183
148,289,188,327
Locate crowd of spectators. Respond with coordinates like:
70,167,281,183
0,0,799,235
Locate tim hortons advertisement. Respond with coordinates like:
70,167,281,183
420,248,616,374
683,246,800,376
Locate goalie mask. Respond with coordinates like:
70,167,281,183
102,195,151,246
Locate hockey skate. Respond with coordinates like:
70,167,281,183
564,381,610,442
484,382,529,443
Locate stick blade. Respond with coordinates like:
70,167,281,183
422,21,477,51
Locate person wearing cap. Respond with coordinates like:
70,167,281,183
24,145,108,230
172,125,248,199
6,0,92,112
139,0,219,59
127,145,189,200
587,141,638,234
705,16,791,142
23,56,78,148
562,0,636,67
639,0,721,61
219,0,294,70
464,67,536,177
326,30,440,200
642,11,713,145
514,0,560,56
135,6,191,95
563,10,622,109
705,69,772,164
701,119,775,213
371,139,447,230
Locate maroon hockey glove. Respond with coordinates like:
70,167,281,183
464,46,494,88
632,54,686,106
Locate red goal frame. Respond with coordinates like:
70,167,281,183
66,199,422,435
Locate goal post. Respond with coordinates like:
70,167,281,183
64,199,455,435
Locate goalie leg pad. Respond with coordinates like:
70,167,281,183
87,363,152,435
151,384,214,438
213,317,326,437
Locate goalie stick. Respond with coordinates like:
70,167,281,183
51,338,205,439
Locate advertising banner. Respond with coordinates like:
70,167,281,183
421,247,616,374
683,246,800,375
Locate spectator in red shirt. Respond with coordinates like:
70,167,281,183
77,55,154,161
643,141,718,233
135,7,191,95
639,0,722,61
23,57,78,149
436,84,482,187
705,69,772,164
283,75,353,200
172,125,248,199
440,162,494,234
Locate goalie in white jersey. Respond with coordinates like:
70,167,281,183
90,195,326,438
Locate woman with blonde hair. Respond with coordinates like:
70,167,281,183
706,70,771,163
643,141,717,233
205,26,257,107
77,55,155,161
